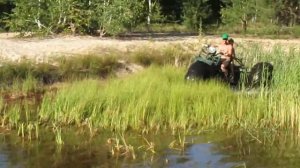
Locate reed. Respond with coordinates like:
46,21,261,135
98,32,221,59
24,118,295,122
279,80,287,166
107,133,136,159
37,63,300,136
128,44,192,67
1,44,300,137
0,54,122,89
0,45,191,88
53,124,64,145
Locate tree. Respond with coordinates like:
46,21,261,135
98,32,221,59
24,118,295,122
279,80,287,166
275,0,300,26
206,0,231,25
8,0,146,36
9,0,48,33
221,0,253,32
158,0,182,22
0,0,14,31
182,0,212,31
145,0,163,25
89,0,144,36
221,0,276,32
220,0,300,33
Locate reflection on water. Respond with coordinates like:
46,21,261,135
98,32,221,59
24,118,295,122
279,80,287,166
1,130,300,168
166,143,242,168
0,153,8,168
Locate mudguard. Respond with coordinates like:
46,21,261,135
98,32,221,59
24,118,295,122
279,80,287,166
193,56,221,66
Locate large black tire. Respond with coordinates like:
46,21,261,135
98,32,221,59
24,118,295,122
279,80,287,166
185,61,213,80
247,62,273,88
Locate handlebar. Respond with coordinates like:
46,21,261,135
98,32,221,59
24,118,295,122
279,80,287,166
233,57,245,66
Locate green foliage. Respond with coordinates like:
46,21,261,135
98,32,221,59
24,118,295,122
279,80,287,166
221,0,299,33
8,0,146,36
9,0,49,33
1,45,300,137
221,0,272,32
46,0,90,34
0,55,121,86
35,46,300,133
130,44,190,66
275,0,300,26
0,45,191,87
132,23,189,33
222,0,254,24
89,0,145,36
182,0,211,30
8,0,88,34
159,0,183,22
147,0,165,24
1,0,300,35
0,0,14,31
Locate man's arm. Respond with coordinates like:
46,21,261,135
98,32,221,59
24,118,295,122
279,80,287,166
232,48,236,59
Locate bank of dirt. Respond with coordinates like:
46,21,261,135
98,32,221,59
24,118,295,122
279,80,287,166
0,33,299,62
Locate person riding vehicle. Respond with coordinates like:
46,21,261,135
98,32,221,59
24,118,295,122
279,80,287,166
217,33,234,78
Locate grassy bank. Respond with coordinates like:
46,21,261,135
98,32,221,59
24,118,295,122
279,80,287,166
35,62,299,134
0,44,300,140
0,43,192,86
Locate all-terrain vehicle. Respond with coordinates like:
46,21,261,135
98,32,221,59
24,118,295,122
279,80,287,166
185,45,273,88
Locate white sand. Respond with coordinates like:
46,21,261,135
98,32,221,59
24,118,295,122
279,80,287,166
0,33,299,63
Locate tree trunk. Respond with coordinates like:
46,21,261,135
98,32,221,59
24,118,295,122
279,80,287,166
241,14,247,32
241,19,247,32
37,0,41,29
147,0,151,25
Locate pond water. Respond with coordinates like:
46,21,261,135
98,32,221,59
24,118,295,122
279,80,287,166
1,130,300,168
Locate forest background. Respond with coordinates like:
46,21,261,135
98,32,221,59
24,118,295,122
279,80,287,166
0,0,299,37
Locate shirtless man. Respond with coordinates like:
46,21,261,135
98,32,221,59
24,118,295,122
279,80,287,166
218,33,234,78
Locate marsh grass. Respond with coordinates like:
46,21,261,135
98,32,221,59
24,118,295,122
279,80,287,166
0,44,191,88
38,43,300,135
37,65,299,136
128,44,193,67
53,54,121,79
0,54,122,86
1,44,300,139
107,133,136,159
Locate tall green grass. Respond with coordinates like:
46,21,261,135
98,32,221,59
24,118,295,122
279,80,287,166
238,43,300,91
0,44,192,87
1,44,300,136
0,55,121,85
38,66,237,132
36,43,300,134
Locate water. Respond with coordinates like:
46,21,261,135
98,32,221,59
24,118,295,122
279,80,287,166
0,153,9,168
0,130,300,168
